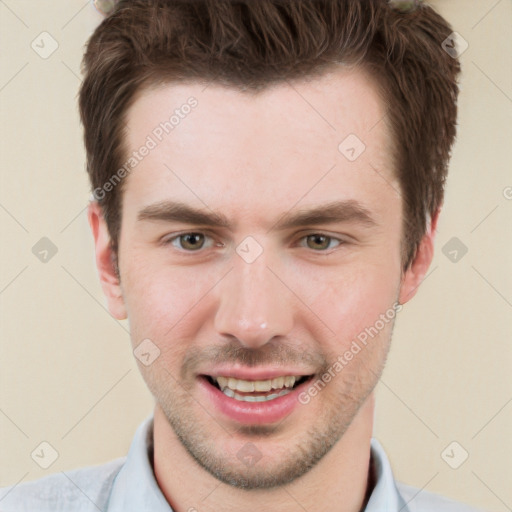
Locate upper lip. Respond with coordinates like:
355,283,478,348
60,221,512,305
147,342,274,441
201,367,314,381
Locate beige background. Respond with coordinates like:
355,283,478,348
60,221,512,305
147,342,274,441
0,1,511,510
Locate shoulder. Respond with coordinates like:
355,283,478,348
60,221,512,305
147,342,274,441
396,481,486,512
0,457,126,512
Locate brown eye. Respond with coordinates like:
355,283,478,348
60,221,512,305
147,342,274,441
177,233,206,251
306,234,331,250
303,234,341,251
164,232,220,253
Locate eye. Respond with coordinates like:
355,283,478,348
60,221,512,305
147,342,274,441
300,233,343,251
165,232,215,251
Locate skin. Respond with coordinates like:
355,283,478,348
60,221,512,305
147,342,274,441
89,66,438,512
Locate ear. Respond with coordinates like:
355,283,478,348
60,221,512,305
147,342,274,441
87,201,127,320
398,207,441,305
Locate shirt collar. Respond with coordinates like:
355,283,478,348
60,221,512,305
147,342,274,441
366,438,409,511
107,415,172,511
107,415,408,512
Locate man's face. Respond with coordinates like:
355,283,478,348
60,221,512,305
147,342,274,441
91,67,430,488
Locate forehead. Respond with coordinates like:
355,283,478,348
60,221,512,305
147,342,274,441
121,66,399,224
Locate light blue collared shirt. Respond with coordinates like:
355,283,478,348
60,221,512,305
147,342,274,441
0,415,483,511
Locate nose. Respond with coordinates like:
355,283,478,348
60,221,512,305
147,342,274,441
213,251,294,349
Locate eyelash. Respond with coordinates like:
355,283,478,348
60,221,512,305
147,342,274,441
161,231,346,254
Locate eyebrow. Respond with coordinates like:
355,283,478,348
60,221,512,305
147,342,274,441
137,199,379,231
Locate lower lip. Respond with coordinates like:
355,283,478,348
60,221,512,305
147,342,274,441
198,376,312,425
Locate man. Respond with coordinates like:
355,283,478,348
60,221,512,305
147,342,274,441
0,0,483,510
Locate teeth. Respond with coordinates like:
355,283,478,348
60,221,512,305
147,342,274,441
213,375,300,392
216,376,229,389
271,376,284,389
284,376,296,388
236,379,255,392
221,387,292,402
254,380,272,392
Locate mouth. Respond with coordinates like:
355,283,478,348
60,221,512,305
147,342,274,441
202,374,313,403
198,371,317,424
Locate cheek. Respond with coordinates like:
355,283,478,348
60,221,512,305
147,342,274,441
123,264,213,387
295,258,400,346
121,255,219,343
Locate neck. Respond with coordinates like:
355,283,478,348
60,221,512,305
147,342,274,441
153,393,375,512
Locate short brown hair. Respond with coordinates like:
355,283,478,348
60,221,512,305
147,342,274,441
79,0,461,271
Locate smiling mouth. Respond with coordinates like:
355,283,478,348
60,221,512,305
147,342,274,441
203,374,313,402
